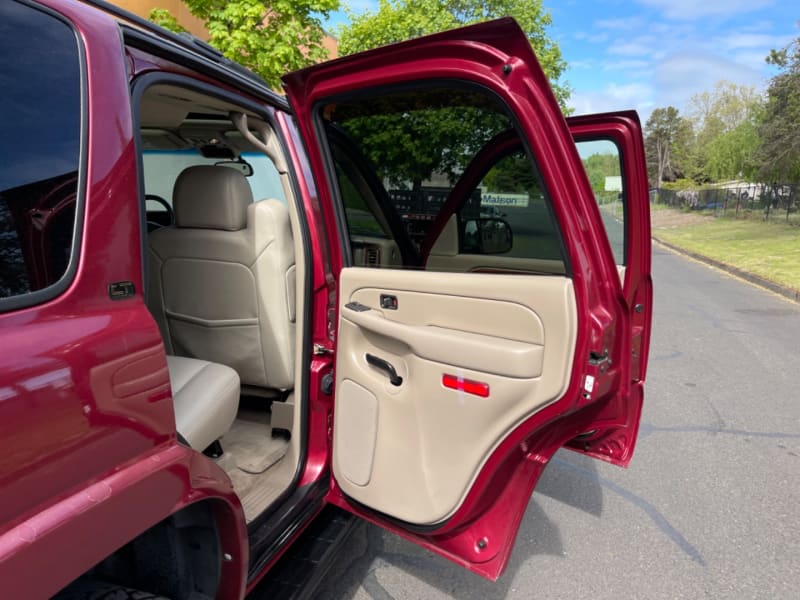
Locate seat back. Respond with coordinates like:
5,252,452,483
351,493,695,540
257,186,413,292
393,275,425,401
147,165,296,390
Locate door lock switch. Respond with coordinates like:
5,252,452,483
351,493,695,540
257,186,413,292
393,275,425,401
380,294,398,310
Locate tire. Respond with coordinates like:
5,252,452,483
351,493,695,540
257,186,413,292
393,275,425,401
53,579,171,600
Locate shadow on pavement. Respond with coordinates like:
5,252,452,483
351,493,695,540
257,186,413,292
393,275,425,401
535,450,604,517
316,454,603,599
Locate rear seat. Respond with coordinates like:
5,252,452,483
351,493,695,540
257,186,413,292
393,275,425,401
166,355,239,452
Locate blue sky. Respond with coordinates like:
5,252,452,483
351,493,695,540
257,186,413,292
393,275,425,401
324,1,798,120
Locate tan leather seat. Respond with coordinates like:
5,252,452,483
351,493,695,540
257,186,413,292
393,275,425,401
167,355,239,451
147,165,296,391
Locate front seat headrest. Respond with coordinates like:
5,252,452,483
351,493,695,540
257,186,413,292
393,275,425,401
173,165,253,231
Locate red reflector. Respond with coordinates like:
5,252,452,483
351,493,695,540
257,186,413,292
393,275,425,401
442,374,490,397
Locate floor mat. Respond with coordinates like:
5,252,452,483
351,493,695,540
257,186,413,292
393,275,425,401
217,407,291,520
227,419,288,474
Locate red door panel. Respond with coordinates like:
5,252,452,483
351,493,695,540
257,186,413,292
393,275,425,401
283,18,648,580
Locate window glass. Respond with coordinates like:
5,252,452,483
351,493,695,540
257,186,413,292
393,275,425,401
142,150,286,209
576,139,625,264
335,162,386,238
0,2,81,299
457,150,562,260
321,86,565,270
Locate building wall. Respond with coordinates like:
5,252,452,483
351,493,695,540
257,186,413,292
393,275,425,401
322,32,339,59
113,0,207,38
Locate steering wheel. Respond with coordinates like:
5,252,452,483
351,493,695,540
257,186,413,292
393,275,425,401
145,194,175,231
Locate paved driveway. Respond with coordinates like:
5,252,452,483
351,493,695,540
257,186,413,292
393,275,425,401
317,244,800,599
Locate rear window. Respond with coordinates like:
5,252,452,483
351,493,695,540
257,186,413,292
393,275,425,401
142,150,287,208
0,1,82,302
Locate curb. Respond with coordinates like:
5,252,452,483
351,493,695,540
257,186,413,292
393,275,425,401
653,237,800,304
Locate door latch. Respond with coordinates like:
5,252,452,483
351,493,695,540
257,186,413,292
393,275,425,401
313,343,333,356
588,349,611,367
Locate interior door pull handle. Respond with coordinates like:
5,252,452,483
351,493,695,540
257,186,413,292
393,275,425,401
365,353,403,386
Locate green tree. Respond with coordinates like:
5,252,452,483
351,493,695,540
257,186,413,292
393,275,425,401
644,107,693,186
333,0,569,191
705,118,761,181
483,152,539,194
582,152,621,193
690,81,760,133
149,0,339,88
338,90,510,189
687,81,763,182
149,7,186,33
338,0,569,109
754,36,800,182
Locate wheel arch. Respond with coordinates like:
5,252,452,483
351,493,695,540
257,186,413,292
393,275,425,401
2,444,248,599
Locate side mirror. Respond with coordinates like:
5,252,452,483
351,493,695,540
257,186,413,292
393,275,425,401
461,218,513,254
215,158,254,177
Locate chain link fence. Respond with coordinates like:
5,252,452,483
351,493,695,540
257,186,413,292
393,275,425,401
653,183,800,224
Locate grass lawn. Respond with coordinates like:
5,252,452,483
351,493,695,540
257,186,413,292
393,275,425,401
653,213,800,292
649,202,674,212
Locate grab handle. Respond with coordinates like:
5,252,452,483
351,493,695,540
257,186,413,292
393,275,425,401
365,353,403,386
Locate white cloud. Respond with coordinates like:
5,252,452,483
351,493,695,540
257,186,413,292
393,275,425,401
601,59,650,72
570,82,656,117
712,31,795,68
607,82,655,102
652,51,767,108
594,16,645,30
570,59,596,70
608,36,657,57
635,0,775,20
732,50,774,72
720,33,785,50
574,31,610,43
647,21,690,35
738,19,778,33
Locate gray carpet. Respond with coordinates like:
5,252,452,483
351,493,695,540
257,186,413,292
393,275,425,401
217,406,290,521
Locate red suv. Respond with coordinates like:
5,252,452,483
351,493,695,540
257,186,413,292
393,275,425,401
0,1,652,598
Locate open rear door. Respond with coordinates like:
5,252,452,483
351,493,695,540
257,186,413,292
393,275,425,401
566,112,653,463
283,18,651,580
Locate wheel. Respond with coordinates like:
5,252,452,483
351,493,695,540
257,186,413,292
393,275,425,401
53,579,171,600
145,193,175,230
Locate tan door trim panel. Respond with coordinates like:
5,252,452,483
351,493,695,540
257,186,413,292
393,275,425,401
333,268,577,525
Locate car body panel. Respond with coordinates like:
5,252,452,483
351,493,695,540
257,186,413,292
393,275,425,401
0,2,249,596
0,443,248,599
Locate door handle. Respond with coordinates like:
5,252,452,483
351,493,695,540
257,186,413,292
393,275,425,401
365,353,403,386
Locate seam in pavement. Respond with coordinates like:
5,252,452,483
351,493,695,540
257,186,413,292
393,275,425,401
652,237,800,304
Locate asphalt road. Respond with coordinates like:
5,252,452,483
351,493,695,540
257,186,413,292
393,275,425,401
316,244,800,599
